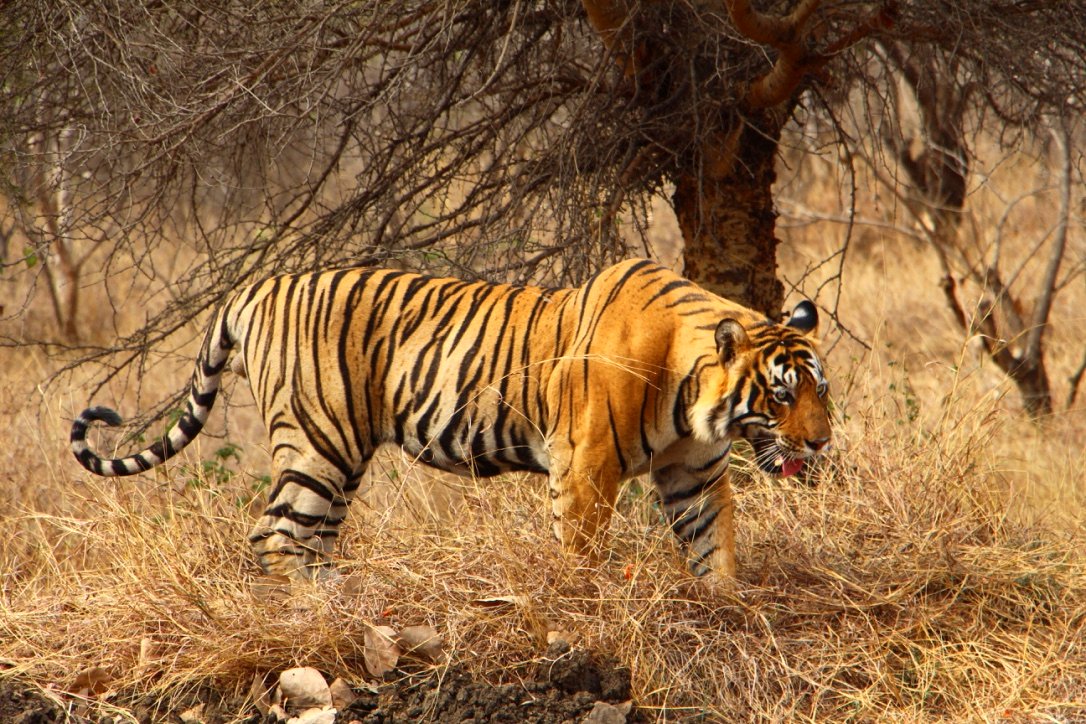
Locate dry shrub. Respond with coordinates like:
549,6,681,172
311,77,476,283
2,363,1084,721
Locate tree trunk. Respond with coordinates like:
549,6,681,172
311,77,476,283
579,0,887,319
672,116,787,319
1009,359,1053,418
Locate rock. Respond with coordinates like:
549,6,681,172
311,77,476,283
581,700,628,724
267,703,290,722
546,629,582,648
278,667,332,710
179,702,205,722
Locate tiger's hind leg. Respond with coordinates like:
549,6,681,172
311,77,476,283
652,464,736,579
248,455,368,581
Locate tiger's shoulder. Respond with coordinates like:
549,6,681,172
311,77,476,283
587,258,764,317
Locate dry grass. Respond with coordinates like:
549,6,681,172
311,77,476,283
2,136,1085,721
2,377,1084,721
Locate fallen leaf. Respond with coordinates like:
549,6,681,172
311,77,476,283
340,573,366,599
279,667,332,711
328,678,356,710
363,625,401,678
250,672,274,715
287,707,337,724
136,637,162,676
397,625,445,662
71,666,111,697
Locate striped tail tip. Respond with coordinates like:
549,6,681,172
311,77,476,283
71,406,131,476
75,406,124,429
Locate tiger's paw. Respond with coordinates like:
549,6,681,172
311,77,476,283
252,532,335,583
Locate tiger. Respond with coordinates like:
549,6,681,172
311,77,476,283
71,258,831,582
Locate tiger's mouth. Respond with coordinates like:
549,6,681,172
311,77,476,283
749,437,805,478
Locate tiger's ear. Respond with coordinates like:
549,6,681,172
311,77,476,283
786,300,818,335
715,318,750,365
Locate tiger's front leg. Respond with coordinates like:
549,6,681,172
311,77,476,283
547,446,622,560
652,462,737,578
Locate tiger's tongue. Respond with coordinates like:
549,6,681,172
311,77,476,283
780,458,804,477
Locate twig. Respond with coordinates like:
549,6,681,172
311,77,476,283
1069,347,1086,409
1023,116,1072,364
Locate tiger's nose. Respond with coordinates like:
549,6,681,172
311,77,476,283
806,436,831,452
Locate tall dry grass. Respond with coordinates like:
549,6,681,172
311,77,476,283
1,135,1084,720
2,375,1084,720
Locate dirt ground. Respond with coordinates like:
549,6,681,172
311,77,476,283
0,644,642,723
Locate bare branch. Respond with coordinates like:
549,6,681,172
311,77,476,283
726,0,895,110
725,0,819,109
725,0,821,46
1023,116,1073,363
581,0,633,64
940,275,968,333
1070,348,1086,409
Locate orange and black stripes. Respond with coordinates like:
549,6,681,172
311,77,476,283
70,258,831,581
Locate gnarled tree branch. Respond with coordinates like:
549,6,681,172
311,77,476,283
725,0,894,110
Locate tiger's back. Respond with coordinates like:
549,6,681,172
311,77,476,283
71,258,831,581
229,266,572,479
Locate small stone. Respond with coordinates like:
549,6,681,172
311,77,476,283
268,703,290,722
581,700,627,724
179,703,205,723
546,629,582,648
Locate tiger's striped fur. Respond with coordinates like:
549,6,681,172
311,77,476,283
71,258,831,581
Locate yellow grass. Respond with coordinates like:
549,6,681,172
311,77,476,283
1,136,1084,720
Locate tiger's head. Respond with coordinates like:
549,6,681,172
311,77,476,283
692,300,831,477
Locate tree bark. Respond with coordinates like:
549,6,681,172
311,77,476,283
673,114,788,318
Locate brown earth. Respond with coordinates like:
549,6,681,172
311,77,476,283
0,644,642,723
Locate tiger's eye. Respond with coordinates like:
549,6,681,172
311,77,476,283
773,388,793,404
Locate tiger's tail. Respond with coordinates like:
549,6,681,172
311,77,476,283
71,306,235,477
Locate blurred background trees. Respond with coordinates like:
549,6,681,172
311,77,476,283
1,0,1083,415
